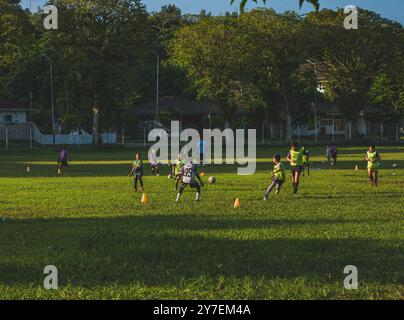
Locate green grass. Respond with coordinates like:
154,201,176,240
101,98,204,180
0,145,403,300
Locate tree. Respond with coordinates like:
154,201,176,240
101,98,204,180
311,9,404,130
169,16,245,126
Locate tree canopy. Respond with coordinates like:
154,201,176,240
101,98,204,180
0,0,403,136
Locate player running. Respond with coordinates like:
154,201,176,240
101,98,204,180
302,145,310,176
175,161,205,202
264,154,286,200
366,145,381,187
128,153,145,192
287,142,304,194
57,145,69,175
174,154,186,191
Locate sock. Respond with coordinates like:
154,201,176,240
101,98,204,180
176,193,181,202
196,193,200,201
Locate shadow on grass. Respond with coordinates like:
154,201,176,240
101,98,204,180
0,215,402,287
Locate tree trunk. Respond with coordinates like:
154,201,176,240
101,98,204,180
281,80,292,142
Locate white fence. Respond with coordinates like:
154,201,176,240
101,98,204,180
1,122,117,147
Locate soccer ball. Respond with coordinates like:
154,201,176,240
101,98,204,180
392,164,397,168
208,176,216,185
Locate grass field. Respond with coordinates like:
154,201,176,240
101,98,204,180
0,145,403,300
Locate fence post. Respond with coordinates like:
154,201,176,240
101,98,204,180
30,127,33,150
261,123,265,145
5,126,8,150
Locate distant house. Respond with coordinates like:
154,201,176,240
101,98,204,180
0,100,33,125
296,63,402,141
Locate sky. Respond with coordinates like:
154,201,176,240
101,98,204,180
24,0,404,24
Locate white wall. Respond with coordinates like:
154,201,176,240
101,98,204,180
0,111,27,123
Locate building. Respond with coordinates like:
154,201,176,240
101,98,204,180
0,100,33,125
128,96,217,132
296,63,402,142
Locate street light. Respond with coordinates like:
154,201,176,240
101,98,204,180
40,53,56,145
151,51,160,127
307,59,318,144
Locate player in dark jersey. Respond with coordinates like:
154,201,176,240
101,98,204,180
175,161,205,202
57,145,69,175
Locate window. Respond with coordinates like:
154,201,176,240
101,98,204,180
4,114,13,122
321,120,333,126
335,120,345,132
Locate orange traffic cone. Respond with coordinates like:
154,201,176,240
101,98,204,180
234,198,240,209
200,171,206,177
141,193,147,205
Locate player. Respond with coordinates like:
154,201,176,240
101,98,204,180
264,154,286,200
366,145,381,187
128,153,145,192
325,144,332,164
57,145,69,175
174,154,186,191
330,143,338,166
176,161,205,202
287,142,304,194
302,145,310,176
149,148,159,176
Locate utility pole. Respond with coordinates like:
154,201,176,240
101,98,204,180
307,60,318,144
151,51,160,127
40,54,56,146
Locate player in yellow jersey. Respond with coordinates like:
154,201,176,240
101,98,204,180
365,145,381,187
128,153,145,192
264,154,286,200
287,142,304,194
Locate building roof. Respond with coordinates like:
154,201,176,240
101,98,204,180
315,103,341,114
0,100,32,111
128,96,216,117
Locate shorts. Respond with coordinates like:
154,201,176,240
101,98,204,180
291,165,304,175
179,181,201,193
60,161,68,168
273,178,284,187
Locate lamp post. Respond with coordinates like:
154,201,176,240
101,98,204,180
151,51,160,127
307,59,318,144
40,54,56,145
